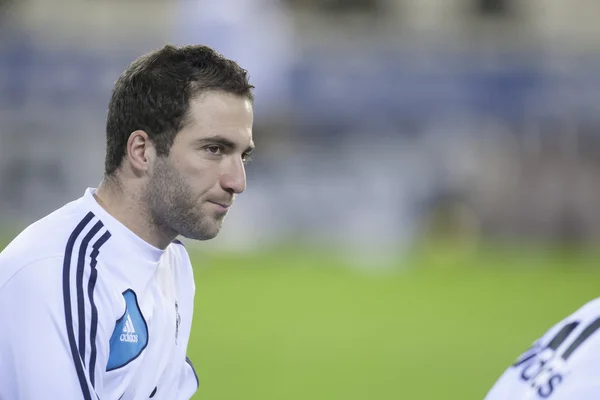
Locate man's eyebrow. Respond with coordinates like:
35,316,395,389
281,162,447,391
198,135,255,154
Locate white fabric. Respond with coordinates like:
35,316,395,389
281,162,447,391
485,298,600,399
0,188,198,399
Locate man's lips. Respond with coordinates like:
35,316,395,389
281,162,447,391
208,200,232,209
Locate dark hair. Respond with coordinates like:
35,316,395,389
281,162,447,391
104,44,254,176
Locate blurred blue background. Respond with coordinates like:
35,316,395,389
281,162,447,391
2,0,600,398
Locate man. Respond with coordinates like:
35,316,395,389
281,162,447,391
485,298,600,399
0,44,255,399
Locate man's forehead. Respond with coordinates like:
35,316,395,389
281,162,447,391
186,97,251,127
178,122,251,147
188,91,253,116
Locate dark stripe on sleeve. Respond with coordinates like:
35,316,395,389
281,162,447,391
77,221,104,363
186,356,200,389
87,230,111,389
548,321,579,350
562,317,600,360
62,212,95,400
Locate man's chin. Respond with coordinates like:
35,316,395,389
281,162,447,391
180,232,216,241
180,223,223,241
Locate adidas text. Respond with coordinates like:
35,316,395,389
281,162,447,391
120,333,139,343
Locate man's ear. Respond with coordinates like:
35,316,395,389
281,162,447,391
126,130,155,173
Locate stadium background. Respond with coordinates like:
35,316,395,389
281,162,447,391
2,0,600,398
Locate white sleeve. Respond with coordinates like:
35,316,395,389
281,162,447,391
551,368,600,399
176,356,200,399
0,258,113,400
553,386,600,399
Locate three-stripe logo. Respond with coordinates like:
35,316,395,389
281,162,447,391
120,314,139,343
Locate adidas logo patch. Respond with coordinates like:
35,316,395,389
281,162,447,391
120,314,139,343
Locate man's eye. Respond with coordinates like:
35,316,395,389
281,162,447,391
206,145,222,155
242,153,253,164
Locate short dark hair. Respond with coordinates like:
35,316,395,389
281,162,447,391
104,44,254,176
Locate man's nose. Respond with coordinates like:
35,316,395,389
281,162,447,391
221,156,246,194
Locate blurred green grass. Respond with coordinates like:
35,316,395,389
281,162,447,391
2,233,599,399
188,244,600,400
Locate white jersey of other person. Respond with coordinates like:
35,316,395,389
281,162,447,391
0,188,199,400
485,298,600,399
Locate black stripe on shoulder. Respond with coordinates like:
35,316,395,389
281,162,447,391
172,239,185,247
62,212,95,400
77,221,104,364
186,356,200,389
87,230,111,389
562,317,600,360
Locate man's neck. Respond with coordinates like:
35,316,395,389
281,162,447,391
94,179,175,250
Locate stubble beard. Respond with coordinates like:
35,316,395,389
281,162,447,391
144,158,223,241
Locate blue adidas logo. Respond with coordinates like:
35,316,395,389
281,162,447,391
107,289,148,371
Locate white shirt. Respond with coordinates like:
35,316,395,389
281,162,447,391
485,298,600,399
0,188,199,400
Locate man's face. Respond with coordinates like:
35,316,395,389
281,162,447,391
144,91,254,241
